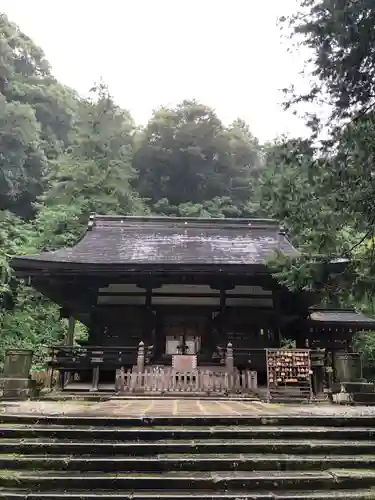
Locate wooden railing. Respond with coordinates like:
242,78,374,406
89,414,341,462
115,367,257,395
49,345,140,368
47,344,143,391
41,343,258,395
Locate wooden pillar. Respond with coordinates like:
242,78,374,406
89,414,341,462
145,288,152,309
272,290,282,346
311,348,325,397
45,351,54,392
213,287,227,356
58,371,65,391
62,316,76,387
88,285,103,392
219,288,226,338
89,308,104,346
88,287,101,346
325,350,334,395
90,350,103,392
210,283,228,351
143,288,152,343
65,317,76,345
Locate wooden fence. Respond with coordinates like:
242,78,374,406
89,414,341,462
115,367,257,395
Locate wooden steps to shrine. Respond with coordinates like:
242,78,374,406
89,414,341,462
0,414,375,499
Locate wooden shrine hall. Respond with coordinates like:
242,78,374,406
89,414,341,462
11,215,375,400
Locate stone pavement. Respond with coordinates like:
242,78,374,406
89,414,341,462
1,398,375,417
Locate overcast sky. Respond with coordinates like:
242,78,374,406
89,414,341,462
2,0,310,142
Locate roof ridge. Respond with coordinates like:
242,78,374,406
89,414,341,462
88,214,283,230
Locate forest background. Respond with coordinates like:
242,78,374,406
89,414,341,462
2,1,375,377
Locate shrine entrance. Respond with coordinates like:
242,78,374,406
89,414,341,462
163,314,205,357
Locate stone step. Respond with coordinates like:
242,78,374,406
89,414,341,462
2,414,375,428
1,424,374,440
1,453,375,472
1,438,374,455
268,399,311,404
2,409,375,498
0,489,375,499
1,469,375,491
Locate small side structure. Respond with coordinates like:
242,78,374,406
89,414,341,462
10,215,375,401
0,348,33,398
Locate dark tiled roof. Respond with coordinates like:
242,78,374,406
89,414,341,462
309,309,375,326
12,215,298,269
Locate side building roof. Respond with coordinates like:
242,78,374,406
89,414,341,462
309,308,375,329
11,215,299,276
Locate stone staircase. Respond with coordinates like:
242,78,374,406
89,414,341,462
1,412,375,498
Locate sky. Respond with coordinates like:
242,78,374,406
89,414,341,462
2,0,311,142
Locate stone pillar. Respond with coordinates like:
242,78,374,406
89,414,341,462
334,351,363,383
226,342,234,394
226,342,234,373
1,348,33,399
137,341,145,373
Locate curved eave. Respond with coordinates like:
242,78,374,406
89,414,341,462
308,308,375,330
11,257,275,278
323,258,351,273
11,255,349,282
308,320,375,330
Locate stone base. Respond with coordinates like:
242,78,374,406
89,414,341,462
332,381,374,393
0,377,32,399
332,381,375,405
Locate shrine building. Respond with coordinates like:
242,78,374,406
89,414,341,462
10,215,375,400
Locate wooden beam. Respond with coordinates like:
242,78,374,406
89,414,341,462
98,291,272,299
43,273,279,288
96,304,275,311
210,283,235,291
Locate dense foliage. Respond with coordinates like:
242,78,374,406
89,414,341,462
1,6,375,373
279,0,375,369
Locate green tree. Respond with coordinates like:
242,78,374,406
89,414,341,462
133,100,261,213
0,17,147,369
284,0,375,122
282,1,375,259
40,83,146,237
280,1,375,364
0,95,46,215
0,14,77,217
